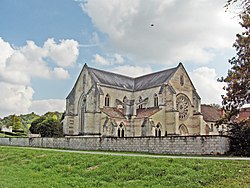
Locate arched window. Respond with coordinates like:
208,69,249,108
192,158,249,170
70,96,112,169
105,94,110,107
138,96,143,109
179,124,189,136
155,123,161,137
118,128,121,137
118,123,125,138
154,94,158,107
121,129,125,137
123,96,127,102
122,96,127,108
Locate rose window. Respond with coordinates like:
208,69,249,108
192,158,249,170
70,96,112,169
176,94,190,120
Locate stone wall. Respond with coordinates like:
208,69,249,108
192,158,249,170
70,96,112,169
0,135,230,155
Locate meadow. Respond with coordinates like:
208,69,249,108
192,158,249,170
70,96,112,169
0,146,249,188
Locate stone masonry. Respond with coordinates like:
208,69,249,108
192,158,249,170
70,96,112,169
0,135,230,155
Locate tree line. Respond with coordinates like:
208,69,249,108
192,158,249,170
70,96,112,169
0,111,64,137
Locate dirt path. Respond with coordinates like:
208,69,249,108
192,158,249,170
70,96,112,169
2,146,250,160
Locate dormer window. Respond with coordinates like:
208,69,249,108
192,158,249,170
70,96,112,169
154,94,158,107
105,94,110,107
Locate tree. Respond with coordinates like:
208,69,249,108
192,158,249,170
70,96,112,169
221,12,250,118
29,112,63,137
7,115,23,130
218,1,250,156
225,0,249,15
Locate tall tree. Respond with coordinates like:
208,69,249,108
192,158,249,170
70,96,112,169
219,1,250,156
221,3,250,119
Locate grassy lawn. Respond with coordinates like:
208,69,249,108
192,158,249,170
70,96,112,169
0,146,249,188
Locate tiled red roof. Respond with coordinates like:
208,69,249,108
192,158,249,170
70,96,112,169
100,107,124,118
136,107,161,118
237,107,250,121
201,105,222,122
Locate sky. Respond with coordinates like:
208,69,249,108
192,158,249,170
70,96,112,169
0,0,242,117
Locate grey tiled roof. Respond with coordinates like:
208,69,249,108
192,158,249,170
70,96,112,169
134,67,177,90
88,65,178,91
89,67,134,90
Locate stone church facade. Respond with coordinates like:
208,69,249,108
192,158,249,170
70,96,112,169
63,63,207,137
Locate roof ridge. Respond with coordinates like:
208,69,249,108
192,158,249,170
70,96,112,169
134,66,178,80
87,64,180,91
88,66,135,80
88,64,178,80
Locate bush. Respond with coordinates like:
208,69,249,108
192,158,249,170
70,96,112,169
228,120,250,156
29,113,63,137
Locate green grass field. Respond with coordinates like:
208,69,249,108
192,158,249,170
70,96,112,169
0,146,249,188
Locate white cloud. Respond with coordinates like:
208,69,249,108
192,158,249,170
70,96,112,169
0,38,79,85
111,65,152,77
29,99,65,115
82,0,240,64
2,50,51,85
53,67,70,79
44,38,79,67
0,82,34,117
92,54,110,66
190,67,226,105
0,38,14,66
92,53,124,66
0,38,79,117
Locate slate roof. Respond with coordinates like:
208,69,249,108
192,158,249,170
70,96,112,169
134,67,177,91
89,67,134,90
88,64,179,91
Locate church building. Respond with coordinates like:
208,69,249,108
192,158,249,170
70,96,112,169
63,63,207,137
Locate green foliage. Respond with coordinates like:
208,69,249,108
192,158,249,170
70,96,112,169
0,112,63,138
0,147,249,188
220,12,250,117
228,120,250,156
29,112,63,137
7,115,22,130
218,1,250,156
0,112,40,132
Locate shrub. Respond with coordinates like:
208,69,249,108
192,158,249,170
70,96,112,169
228,120,250,156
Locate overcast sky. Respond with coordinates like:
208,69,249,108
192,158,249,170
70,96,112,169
0,0,241,117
